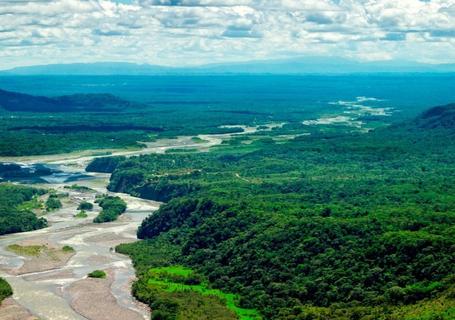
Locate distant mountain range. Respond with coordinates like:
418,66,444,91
1,57,454,75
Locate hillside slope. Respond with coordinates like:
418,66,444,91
414,103,455,130
0,88,140,112
87,103,455,319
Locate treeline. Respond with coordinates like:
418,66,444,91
0,183,48,235
96,105,455,319
0,130,147,156
86,156,126,173
93,195,127,223
0,78,329,157
0,88,142,112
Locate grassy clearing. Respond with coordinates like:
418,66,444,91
7,244,44,256
147,266,261,320
16,196,44,212
7,244,75,258
74,210,88,218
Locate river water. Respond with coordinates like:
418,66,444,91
0,125,278,320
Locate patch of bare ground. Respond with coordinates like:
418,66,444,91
85,232,136,247
14,250,74,276
66,269,144,320
22,269,74,282
0,298,38,320
8,241,75,275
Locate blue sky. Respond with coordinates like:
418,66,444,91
0,0,454,69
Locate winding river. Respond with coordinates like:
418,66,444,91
0,125,278,320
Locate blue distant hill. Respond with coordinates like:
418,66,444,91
0,88,141,112
1,58,454,75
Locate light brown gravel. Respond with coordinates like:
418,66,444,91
66,270,144,320
0,298,38,320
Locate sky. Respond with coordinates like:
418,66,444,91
0,0,454,69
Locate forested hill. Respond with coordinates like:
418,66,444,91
413,103,455,130
0,88,141,112
88,103,455,319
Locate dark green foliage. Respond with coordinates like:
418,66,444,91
64,184,95,192
0,88,141,112
137,199,225,239
0,183,47,235
109,168,201,202
85,156,126,173
93,196,126,223
117,236,180,273
110,108,455,319
415,103,455,130
77,201,93,211
45,194,62,211
88,270,106,278
0,277,13,304
62,245,75,253
1,75,454,156
0,163,52,179
0,130,147,156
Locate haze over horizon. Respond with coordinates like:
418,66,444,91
1,0,454,70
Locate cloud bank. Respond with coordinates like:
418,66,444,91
0,0,454,68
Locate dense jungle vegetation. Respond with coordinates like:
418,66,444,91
112,104,455,319
2,74,454,157
2,74,431,157
0,183,48,235
93,195,127,223
0,87,263,156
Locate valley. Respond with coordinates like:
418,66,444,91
2,0,455,318
0,125,269,320
0,76,454,320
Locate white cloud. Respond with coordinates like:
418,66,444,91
0,0,454,69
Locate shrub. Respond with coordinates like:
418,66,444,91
62,245,75,253
77,201,93,211
74,210,88,218
45,195,62,211
88,270,106,279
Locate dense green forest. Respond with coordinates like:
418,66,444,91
0,88,259,156
107,104,455,319
1,75,454,157
0,183,48,235
93,195,127,223
0,80,375,157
